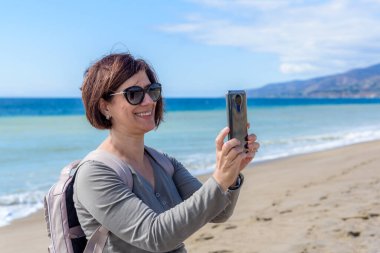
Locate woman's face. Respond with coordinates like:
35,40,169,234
105,70,158,136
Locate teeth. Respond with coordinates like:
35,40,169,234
136,111,152,116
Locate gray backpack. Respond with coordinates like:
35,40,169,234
44,147,174,253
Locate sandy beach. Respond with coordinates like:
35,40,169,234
1,141,379,253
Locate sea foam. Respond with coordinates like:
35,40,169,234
0,191,45,227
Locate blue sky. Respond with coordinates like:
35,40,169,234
1,0,380,97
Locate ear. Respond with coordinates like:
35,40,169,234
99,98,111,118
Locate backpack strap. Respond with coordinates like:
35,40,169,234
83,226,109,253
145,146,175,177
80,149,134,189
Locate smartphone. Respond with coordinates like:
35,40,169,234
226,90,248,149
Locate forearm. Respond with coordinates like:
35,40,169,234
146,177,231,251
210,187,241,223
210,173,243,222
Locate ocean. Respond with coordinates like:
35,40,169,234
1,97,380,226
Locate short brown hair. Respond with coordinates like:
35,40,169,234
81,53,164,129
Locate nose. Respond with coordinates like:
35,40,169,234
140,91,154,106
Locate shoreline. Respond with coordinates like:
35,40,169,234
254,138,380,166
1,140,380,252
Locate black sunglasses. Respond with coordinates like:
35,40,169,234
110,83,162,105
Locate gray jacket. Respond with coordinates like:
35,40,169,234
73,153,242,252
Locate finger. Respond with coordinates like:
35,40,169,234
245,148,257,156
246,143,254,151
227,146,245,160
246,139,257,146
215,127,229,152
242,153,254,163
229,153,246,171
222,138,241,155
246,134,257,143
245,152,255,159
234,151,248,164
240,156,254,171
246,142,260,154
243,150,255,160
246,142,260,151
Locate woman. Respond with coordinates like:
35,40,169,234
74,53,260,252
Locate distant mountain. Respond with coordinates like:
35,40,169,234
247,63,380,98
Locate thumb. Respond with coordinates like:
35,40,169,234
215,127,229,151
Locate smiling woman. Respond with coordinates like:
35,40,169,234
98,70,161,136
51,52,261,253
80,54,164,130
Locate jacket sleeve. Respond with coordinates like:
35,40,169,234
74,161,232,252
167,155,242,223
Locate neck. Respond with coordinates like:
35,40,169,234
99,128,145,165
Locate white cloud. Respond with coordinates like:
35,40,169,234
280,63,319,74
160,0,380,75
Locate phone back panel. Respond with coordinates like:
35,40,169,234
226,90,248,146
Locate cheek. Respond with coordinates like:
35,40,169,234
119,104,128,112
111,102,134,119
120,103,133,114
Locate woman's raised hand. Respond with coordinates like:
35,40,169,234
213,127,244,191
213,126,259,192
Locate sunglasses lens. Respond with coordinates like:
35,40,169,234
125,87,144,105
121,83,161,105
148,83,161,102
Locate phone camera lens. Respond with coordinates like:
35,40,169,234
235,94,242,106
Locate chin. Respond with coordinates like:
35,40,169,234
142,122,156,133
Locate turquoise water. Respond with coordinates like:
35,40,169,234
1,98,380,226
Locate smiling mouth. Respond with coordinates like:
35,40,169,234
135,110,153,117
